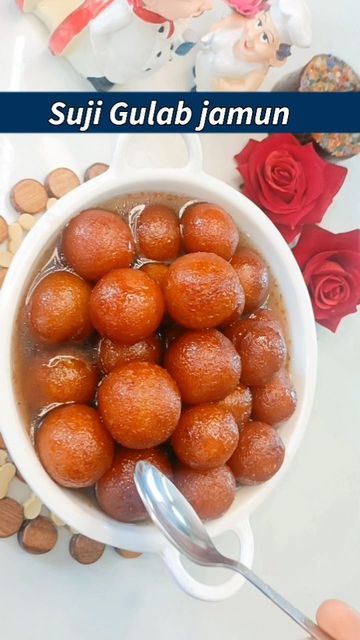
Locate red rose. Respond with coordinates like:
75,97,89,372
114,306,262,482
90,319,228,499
235,135,347,242
293,225,360,332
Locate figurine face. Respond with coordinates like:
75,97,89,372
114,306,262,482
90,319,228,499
233,10,285,66
143,0,213,20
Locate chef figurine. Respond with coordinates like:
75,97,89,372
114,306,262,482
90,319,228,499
194,0,312,91
16,0,213,90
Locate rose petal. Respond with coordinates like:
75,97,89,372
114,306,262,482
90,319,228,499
311,272,351,309
235,135,348,241
235,139,260,169
313,297,359,331
292,225,360,331
294,226,360,270
264,150,300,192
303,257,346,282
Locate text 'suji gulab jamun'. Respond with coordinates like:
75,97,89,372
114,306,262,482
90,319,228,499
25,349,99,410
96,448,172,523
98,334,162,373
171,404,239,470
164,252,244,329
90,268,164,344
16,193,297,525
181,203,239,261
164,329,241,404
36,404,114,488
98,362,181,449
231,247,270,313
62,209,135,282
174,464,236,521
228,421,285,485
137,205,181,261
28,271,93,344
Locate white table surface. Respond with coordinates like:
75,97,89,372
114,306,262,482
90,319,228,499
0,0,360,638
0,131,359,640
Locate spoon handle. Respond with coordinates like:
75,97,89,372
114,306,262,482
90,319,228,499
221,557,333,640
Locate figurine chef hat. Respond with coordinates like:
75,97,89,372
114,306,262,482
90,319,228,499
270,0,312,48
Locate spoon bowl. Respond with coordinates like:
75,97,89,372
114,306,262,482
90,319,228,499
134,460,221,565
134,462,333,640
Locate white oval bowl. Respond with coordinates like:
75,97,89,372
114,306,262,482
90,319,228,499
0,135,317,601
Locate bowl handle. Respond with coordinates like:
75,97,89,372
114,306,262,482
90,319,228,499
109,134,204,175
161,519,254,602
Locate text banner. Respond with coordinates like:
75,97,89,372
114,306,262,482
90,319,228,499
0,92,359,133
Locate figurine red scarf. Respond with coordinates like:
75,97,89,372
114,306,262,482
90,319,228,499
15,0,176,56
127,0,175,36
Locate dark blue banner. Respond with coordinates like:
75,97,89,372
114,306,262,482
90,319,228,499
0,92,359,133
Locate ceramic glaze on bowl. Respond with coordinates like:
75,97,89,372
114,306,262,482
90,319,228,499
0,135,317,601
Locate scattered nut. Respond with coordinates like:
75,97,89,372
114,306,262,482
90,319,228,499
45,168,80,199
0,498,24,538
115,549,142,559
0,252,13,268
70,534,105,564
9,222,23,243
84,163,109,181
18,213,37,230
0,217,8,244
0,451,7,466
18,516,58,554
0,463,16,499
50,512,66,527
10,179,48,214
9,239,22,255
23,493,42,520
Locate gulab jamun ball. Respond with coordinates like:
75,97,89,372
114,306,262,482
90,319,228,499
137,205,181,261
163,252,244,329
237,326,286,387
228,421,285,485
25,349,99,410
252,370,297,425
174,464,236,521
225,317,286,387
28,271,93,345
171,404,239,470
98,334,162,374
36,404,114,488
231,248,270,313
62,209,135,282
181,203,239,261
90,268,164,344
96,448,172,523
140,263,169,289
247,309,285,339
98,362,181,448
164,329,241,404
225,309,285,352
218,384,252,430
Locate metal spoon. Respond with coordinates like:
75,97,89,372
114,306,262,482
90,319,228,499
134,462,333,640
